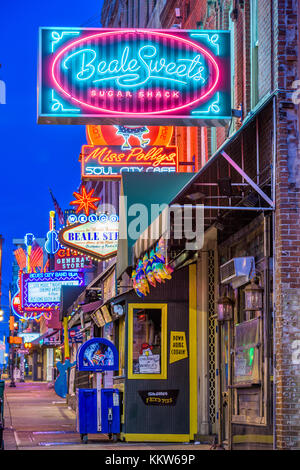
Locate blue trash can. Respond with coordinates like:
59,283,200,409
76,388,120,443
76,389,98,436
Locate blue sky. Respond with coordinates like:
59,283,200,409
0,0,103,334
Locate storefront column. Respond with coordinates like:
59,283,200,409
196,252,209,435
196,226,218,436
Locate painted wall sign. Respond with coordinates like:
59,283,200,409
81,144,178,179
77,337,119,372
86,125,174,148
21,271,84,311
54,247,93,271
38,28,231,126
169,331,188,364
138,390,179,406
58,215,119,260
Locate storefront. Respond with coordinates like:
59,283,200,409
165,95,276,449
105,263,197,442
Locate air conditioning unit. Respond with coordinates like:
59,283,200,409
220,257,255,289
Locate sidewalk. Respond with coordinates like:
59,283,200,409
2,381,211,451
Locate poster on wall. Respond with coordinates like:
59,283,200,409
138,354,160,374
169,331,188,364
38,28,231,126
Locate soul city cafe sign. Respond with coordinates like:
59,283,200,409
38,28,231,125
81,124,178,179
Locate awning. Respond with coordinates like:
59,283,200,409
117,172,194,278
31,328,58,345
80,300,102,314
59,285,86,321
132,93,276,260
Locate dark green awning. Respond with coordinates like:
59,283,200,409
117,173,193,277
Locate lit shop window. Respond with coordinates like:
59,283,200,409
128,304,167,380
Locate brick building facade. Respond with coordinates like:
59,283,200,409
100,0,300,449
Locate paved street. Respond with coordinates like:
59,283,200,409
2,381,210,451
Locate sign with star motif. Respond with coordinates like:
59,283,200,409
70,186,101,216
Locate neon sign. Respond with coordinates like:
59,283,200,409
21,271,85,311
70,186,101,216
38,28,231,125
55,247,93,271
86,125,174,148
58,216,119,260
81,144,178,179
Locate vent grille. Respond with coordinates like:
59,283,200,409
220,260,236,282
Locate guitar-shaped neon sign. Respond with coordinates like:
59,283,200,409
45,210,60,254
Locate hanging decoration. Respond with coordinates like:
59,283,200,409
131,239,173,297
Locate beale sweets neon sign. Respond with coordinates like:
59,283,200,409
38,28,231,125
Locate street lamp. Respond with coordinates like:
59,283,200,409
244,278,264,320
217,295,234,322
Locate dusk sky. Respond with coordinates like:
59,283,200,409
0,0,103,324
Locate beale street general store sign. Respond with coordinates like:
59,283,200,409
38,28,231,126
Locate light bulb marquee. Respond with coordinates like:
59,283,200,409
58,214,119,261
38,28,231,126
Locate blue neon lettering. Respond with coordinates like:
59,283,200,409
61,45,206,88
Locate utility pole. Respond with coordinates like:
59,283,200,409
9,290,16,387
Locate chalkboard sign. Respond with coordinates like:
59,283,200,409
77,337,119,372
233,318,260,385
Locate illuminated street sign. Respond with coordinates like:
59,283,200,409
86,125,174,148
58,215,119,260
38,28,231,126
81,144,178,179
83,124,178,179
21,271,85,311
54,247,93,271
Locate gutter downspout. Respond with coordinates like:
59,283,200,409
272,94,277,450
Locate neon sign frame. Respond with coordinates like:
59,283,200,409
58,216,119,261
21,271,85,311
38,28,231,126
81,144,178,180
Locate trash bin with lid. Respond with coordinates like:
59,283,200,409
76,338,120,444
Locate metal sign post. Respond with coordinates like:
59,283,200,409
96,372,102,432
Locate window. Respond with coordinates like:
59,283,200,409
128,303,167,379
